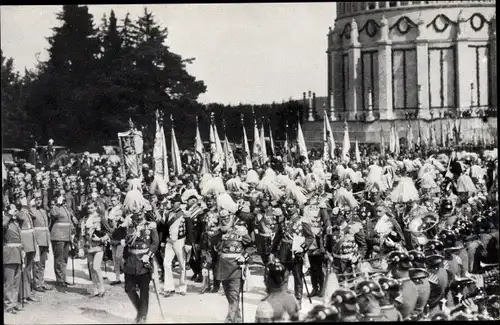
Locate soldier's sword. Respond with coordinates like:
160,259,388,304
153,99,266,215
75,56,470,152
151,260,165,320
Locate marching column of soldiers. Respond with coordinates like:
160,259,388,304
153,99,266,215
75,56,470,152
3,145,499,323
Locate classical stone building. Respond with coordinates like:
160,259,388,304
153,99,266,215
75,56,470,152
302,1,497,147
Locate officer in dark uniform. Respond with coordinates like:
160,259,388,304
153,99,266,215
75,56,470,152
354,279,387,321
199,196,220,293
213,209,253,323
271,200,314,308
254,260,300,322
330,288,360,322
122,204,159,324
3,204,24,314
425,253,450,315
304,194,331,297
386,250,418,319
378,276,404,321
254,197,278,266
409,267,431,320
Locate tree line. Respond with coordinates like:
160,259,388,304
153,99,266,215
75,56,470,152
1,5,303,154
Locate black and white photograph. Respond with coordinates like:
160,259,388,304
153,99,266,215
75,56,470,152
1,1,498,323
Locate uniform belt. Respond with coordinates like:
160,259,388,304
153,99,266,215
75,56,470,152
282,239,293,244
54,222,71,225
220,253,242,258
5,243,22,247
21,229,35,233
332,252,353,260
259,233,272,237
129,248,149,255
34,226,49,230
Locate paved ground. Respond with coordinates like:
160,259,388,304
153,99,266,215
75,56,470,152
4,249,324,324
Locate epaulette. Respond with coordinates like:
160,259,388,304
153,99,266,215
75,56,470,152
147,221,157,229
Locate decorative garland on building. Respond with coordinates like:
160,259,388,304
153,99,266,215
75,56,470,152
426,14,457,33
340,23,352,40
389,16,418,35
467,13,490,32
359,19,381,38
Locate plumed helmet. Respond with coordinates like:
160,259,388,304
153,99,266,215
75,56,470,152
378,277,401,295
454,219,473,239
424,239,444,255
245,169,259,185
216,193,239,214
354,280,384,299
425,254,444,268
265,260,287,288
304,305,340,322
330,289,358,311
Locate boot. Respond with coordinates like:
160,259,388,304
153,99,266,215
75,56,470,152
195,273,203,283
200,275,211,294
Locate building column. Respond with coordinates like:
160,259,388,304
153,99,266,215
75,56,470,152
490,16,497,112
377,41,393,120
329,49,339,121
348,19,361,120
456,40,470,112
416,40,430,119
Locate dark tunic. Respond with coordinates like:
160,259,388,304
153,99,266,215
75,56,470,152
123,220,159,275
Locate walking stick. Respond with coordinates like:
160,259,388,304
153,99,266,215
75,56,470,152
296,254,312,304
71,243,75,285
240,264,246,323
21,254,25,309
151,261,165,320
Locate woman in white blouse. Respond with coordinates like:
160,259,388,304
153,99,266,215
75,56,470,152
84,200,110,297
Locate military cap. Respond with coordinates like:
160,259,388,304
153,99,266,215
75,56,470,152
449,277,475,293
425,254,444,268
272,208,283,216
33,191,43,198
438,229,458,249
378,277,401,295
265,260,287,287
408,249,426,268
409,268,429,282
220,210,229,217
304,305,340,322
330,289,358,311
431,312,449,321
355,279,384,298
424,239,444,255
387,251,411,269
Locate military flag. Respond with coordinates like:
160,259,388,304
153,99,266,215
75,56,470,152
170,115,183,176
323,110,335,161
241,115,253,169
152,110,169,182
297,122,309,164
260,123,268,164
341,121,350,162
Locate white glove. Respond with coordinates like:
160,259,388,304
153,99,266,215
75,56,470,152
120,239,126,247
184,245,192,253
236,255,246,264
141,255,150,263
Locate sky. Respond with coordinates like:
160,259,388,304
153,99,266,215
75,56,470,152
0,4,337,105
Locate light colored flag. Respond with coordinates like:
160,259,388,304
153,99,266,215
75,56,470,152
430,124,437,148
242,122,253,169
389,124,395,153
355,139,361,163
394,124,400,155
152,112,169,182
224,136,237,173
214,122,225,168
380,128,385,156
441,120,446,147
297,122,309,164
209,121,218,164
323,111,335,160
269,124,275,156
407,122,414,152
195,117,204,158
341,121,350,162
170,120,183,176
252,120,261,161
260,123,268,164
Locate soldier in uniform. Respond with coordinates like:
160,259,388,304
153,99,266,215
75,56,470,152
270,200,314,309
254,260,300,322
330,288,360,322
49,191,78,287
3,204,24,314
254,197,278,266
377,276,404,321
16,191,39,303
122,196,159,324
303,304,340,322
30,191,52,292
213,209,253,323
425,250,450,314
386,251,418,319
199,196,221,293
408,249,430,317
303,193,330,297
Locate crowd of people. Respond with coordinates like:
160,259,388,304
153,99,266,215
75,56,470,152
2,140,499,323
